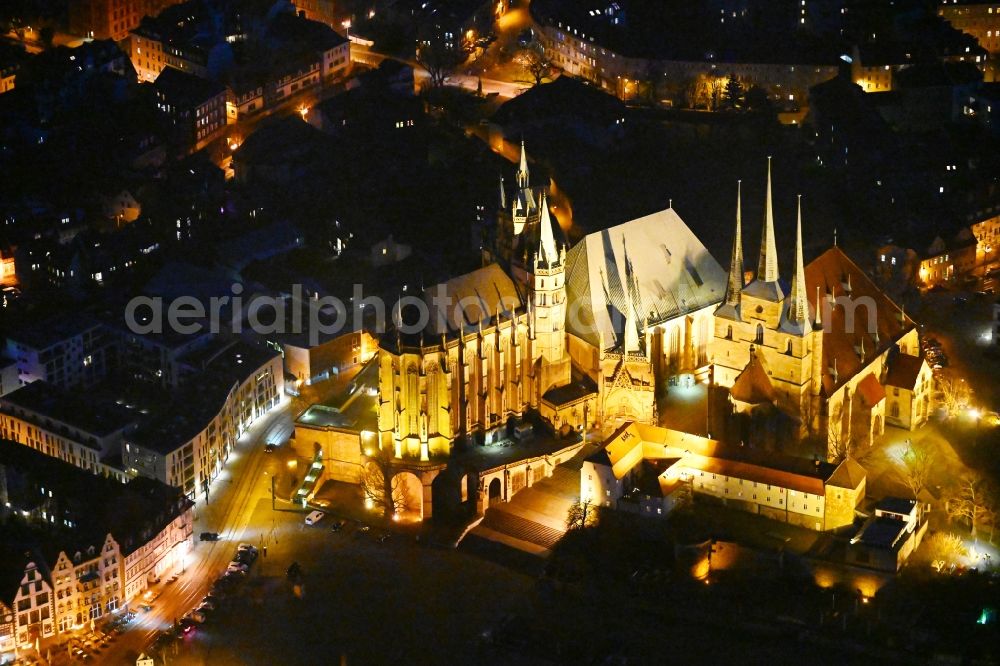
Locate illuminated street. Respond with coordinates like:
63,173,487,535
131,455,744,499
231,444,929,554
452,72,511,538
2,0,1000,663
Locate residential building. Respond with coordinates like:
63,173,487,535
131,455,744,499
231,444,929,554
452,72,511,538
0,43,28,96
0,597,13,654
0,445,192,648
972,211,1000,267
123,341,283,498
69,0,185,41
847,497,926,571
919,230,979,286
109,326,214,389
264,296,378,386
294,0,338,28
0,380,136,481
956,81,1000,135
581,422,866,530
940,1,1000,54
532,1,839,105
3,315,116,389
130,3,349,117
370,235,412,268
153,66,227,150
0,360,18,397
884,353,934,429
993,298,1000,345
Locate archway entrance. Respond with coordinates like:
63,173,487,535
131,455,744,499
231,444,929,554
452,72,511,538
488,477,503,507
391,471,424,521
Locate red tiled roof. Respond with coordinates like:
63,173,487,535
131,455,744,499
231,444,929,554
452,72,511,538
884,353,925,390
857,373,886,407
685,454,826,495
804,247,915,395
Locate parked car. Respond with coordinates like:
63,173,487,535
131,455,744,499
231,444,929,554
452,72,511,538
264,443,275,453
234,550,255,565
312,498,331,509
305,510,325,525
237,543,257,554
331,519,347,532
178,618,197,635
198,601,215,612
286,561,302,580
187,610,207,624
200,531,220,541
227,562,249,574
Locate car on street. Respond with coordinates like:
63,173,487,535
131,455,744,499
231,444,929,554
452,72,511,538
198,601,215,612
227,562,249,574
312,498,331,508
179,618,197,635
264,443,275,453
378,533,391,543
234,550,255,565
305,510,325,525
238,542,257,553
187,610,207,623
286,561,302,579
331,519,347,532
139,603,152,612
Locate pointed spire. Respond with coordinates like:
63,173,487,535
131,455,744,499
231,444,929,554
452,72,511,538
758,157,779,283
723,180,745,307
789,194,808,326
516,141,529,188
814,285,822,329
498,175,506,210
624,301,640,354
537,192,558,265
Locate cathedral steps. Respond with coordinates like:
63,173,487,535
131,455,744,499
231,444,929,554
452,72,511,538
479,508,565,550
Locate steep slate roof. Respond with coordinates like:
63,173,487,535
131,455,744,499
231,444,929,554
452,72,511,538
421,263,523,335
885,353,925,390
804,247,914,395
153,66,225,108
826,458,866,490
730,352,776,405
565,207,726,349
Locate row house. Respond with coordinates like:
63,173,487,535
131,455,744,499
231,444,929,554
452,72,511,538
51,536,124,632
123,341,282,499
0,380,136,481
3,315,114,390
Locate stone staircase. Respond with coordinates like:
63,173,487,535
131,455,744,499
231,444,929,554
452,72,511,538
478,507,565,550
464,442,599,555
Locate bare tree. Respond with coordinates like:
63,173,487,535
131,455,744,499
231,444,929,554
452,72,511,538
919,532,967,573
416,38,466,88
515,44,554,86
946,474,997,538
566,498,597,530
827,403,857,463
360,448,410,518
897,439,936,499
937,376,971,418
